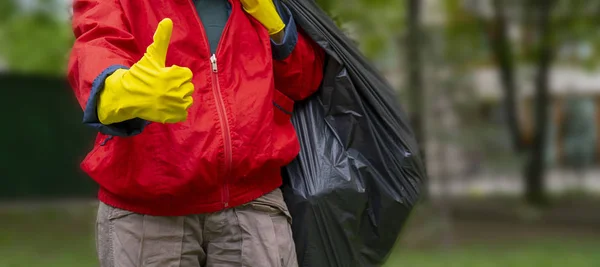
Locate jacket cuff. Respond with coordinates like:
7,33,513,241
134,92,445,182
82,65,147,137
271,1,298,60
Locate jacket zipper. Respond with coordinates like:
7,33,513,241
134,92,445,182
187,0,233,208
210,54,232,208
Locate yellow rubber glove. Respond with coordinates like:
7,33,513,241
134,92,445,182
240,0,285,35
98,18,194,125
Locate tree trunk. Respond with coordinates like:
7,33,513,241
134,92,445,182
488,0,524,152
525,0,555,206
406,0,428,198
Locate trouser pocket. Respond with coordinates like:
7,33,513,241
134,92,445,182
233,189,298,267
95,203,193,267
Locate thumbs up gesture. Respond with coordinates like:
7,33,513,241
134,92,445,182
98,18,195,125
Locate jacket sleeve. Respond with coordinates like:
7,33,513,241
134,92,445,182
271,0,325,101
68,0,146,137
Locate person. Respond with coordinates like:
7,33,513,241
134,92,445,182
67,0,324,266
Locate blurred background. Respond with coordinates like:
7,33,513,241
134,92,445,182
1,0,599,266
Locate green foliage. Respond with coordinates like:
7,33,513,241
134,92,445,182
0,14,72,75
442,0,600,68
443,0,490,66
315,0,405,60
0,1,16,24
550,0,600,69
0,0,73,75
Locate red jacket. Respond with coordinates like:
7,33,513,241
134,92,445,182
68,0,324,216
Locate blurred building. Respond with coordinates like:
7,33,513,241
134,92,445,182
473,67,600,166
463,0,599,166
408,0,600,177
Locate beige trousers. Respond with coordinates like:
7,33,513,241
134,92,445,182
96,189,298,267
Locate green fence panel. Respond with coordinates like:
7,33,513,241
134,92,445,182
0,73,97,200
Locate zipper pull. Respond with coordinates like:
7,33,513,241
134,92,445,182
210,54,218,73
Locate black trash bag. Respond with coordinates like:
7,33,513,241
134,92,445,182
280,1,426,266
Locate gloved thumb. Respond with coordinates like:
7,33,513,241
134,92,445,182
144,18,173,68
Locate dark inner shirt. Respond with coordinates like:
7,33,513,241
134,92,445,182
194,0,231,54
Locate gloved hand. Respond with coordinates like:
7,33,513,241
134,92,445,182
240,0,285,35
97,18,194,125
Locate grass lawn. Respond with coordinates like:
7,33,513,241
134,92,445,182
0,205,97,267
384,240,600,267
1,203,599,267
